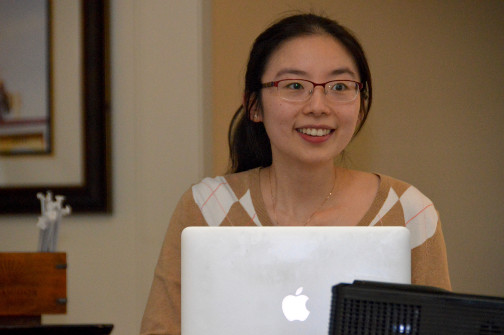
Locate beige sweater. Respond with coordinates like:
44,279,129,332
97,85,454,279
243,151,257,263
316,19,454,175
140,168,451,335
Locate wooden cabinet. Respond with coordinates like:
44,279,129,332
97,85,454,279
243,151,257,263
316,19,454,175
0,253,67,325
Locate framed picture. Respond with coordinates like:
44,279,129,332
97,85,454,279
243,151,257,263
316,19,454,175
0,0,111,214
0,0,52,155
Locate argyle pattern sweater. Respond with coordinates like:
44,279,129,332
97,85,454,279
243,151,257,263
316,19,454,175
141,168,451,335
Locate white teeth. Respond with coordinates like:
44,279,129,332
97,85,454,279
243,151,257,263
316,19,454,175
298,128,332,136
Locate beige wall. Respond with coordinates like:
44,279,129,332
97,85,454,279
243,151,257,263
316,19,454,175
0,1,211,334
212,0,504,296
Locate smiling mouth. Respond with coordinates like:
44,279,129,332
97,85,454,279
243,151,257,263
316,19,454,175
296,128,333,137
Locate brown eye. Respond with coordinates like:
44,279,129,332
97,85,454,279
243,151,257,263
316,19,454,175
330,82,349,92
285,82,304,90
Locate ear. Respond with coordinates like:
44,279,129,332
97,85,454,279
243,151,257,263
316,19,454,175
246,93,263,122
358,109,364,124
352,105,366,137
249,109,263,123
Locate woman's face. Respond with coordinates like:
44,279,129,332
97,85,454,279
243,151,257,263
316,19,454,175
255,34,361,167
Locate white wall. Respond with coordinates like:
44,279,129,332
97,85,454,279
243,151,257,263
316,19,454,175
0,1,211,334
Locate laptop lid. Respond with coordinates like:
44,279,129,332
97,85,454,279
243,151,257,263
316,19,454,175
181,226,410,335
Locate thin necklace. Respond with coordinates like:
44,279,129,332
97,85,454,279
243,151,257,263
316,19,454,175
269,167,337,226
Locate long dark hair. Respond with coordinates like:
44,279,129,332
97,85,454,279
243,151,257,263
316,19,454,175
227,13,372,173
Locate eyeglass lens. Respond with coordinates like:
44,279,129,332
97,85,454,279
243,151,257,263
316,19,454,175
276,79,359,102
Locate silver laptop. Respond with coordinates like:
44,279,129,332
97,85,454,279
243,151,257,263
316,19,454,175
181,226,411,335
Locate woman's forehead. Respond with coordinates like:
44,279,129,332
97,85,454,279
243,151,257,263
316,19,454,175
262,34,359,81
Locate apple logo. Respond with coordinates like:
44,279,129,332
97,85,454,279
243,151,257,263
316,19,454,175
281,287,310,321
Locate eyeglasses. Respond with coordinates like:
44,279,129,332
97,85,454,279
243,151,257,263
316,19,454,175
261,79,363,103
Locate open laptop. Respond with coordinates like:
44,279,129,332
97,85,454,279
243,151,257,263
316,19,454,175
181,226,410,335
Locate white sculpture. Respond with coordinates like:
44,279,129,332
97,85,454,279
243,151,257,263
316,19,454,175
36,191,71,252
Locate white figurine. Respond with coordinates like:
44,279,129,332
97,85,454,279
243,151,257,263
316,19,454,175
36,191,71,252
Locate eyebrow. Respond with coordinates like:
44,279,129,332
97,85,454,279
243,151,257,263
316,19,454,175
274,67,358,79
330,67,358,78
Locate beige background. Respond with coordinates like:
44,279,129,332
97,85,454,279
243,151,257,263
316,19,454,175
0,1,502,334
212,0,504,297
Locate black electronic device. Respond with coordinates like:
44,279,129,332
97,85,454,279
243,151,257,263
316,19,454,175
329,280,504,335
0,324,114,335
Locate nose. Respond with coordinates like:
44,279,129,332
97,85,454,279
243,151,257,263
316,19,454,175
312,82,327,93
304,85,330,115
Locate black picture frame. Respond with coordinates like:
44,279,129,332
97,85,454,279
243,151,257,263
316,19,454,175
0,0,111,214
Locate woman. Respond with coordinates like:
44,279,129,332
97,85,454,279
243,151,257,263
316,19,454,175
140,13,451,335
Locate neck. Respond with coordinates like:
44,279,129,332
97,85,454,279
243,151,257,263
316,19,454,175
273,163,335,194
268,160,339,225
